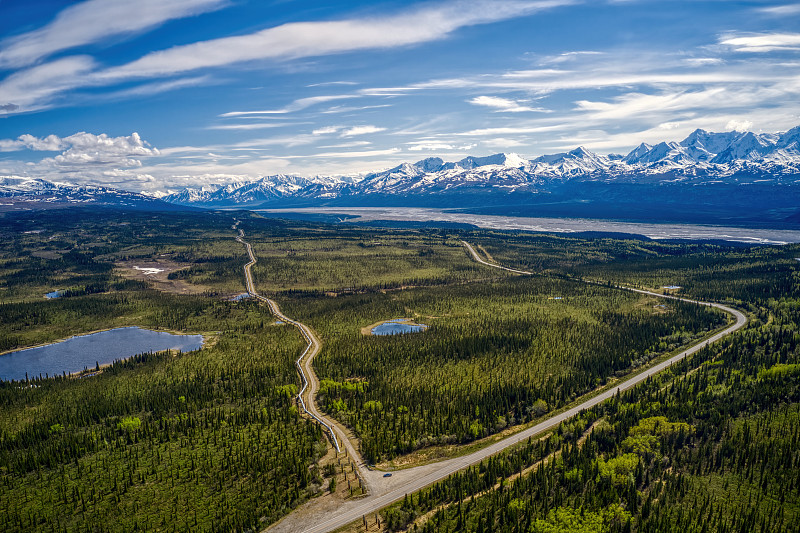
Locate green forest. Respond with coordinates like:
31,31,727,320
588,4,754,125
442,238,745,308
289,276,723,463
367,232,800,533
0,207,798,532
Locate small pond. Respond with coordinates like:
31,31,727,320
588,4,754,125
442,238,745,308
0,327,204,382
45,290,62,299
371,319,427,336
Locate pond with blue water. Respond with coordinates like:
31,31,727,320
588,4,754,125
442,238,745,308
371,319,428,336
0,327,204,382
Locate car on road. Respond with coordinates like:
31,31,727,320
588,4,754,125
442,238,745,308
383,473,392,478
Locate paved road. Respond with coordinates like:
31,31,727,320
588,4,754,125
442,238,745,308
267,241,747,533
463,240,746,328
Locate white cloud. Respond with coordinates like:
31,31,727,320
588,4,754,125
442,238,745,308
726,119,753,132
306,81,359,87
232,134,319,148
49,132,159,167
574,88,729,120
97,1,575,80
341,125,386,137
312,126,342,135
0,132,162,190
455,125,561,136
0,134,64,152
207,123,297,131
0,56,95,113
684,57,724,67
0,0,228,68
757,4,800,16
104,76,212,99
321,104,393,114
221,95,360,116
408,142,458,151
318,141,372,148
482,137,526,148
468,95,545,112
720,32,800,53
310,148,400,158
537,50,603,65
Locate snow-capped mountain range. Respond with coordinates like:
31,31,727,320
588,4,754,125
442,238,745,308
1,127,798,225
0,176,177,210
163,127,800,207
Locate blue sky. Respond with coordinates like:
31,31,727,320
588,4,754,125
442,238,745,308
0,0,799,193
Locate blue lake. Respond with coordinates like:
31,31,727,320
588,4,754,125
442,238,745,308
45,290,62,299
0,327,204,382
371,319,427,336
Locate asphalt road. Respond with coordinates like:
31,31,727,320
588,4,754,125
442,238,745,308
259,237,747,533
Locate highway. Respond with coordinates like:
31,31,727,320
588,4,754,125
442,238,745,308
259,236,747,533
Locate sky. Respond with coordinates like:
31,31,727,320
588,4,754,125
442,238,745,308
0,0,799,194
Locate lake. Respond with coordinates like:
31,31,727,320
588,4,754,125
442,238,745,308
371,319,427,336
0,327,204,382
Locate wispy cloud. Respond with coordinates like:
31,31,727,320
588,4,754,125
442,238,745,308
0,56,95,113
97,1,576,80
220,95,360,116
341,125,386,137
0,0,228,69
321,104,392,114
310,147,400,158
756,3,800,16
468,95,546,112
306,81,359,87
536,50,603,65
573,88,730,120
207,122,298,131
683,57,724,67
720,32,800,53
105,76,212,99
482,137,526,148
407,142,460,151
312,126,341,135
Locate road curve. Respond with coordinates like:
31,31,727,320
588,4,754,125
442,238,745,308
236,229,352,455
281,241,747,533
462,240,746,331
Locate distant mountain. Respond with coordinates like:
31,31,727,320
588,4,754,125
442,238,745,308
162,127,800,212
0,176,182,212
1,126,782,226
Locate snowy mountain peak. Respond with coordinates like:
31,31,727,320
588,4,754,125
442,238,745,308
779,126,800,152
161,125,800,207
624,143,653,164
457,153,528,169
413,157,445,173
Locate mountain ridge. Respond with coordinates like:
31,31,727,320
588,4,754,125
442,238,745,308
0,176,184,212
162,126,800,208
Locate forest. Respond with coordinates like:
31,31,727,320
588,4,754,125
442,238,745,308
358,233,800,533
287,276,723,464
0,207,798,532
